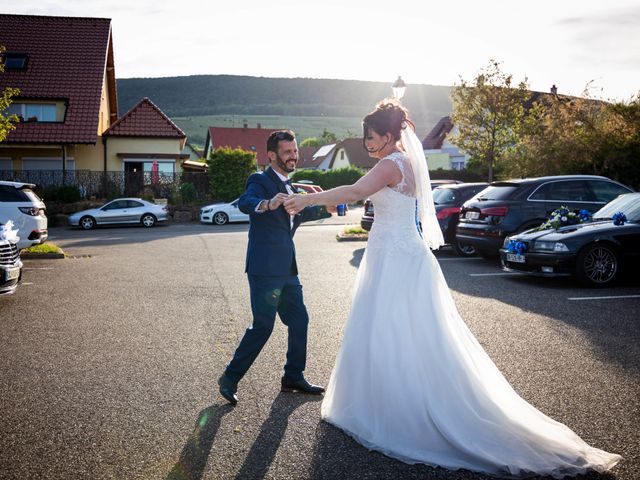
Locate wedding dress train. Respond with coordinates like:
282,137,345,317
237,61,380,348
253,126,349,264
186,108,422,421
321,152,620,478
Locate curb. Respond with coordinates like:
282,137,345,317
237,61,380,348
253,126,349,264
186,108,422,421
20,252,66,260
336,234,368,242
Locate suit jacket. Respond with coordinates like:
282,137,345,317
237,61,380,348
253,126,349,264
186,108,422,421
238,167,303,276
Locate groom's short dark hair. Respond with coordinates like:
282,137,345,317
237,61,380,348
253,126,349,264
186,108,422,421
267,130,296,153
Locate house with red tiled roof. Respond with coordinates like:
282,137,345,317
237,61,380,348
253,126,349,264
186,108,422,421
0,14,117,173
422,116,469,170
103,97,188,175
0,13,190,185
204,125,283,170
325,138,376,171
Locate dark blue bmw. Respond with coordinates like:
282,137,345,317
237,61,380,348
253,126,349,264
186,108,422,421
500,193,640,287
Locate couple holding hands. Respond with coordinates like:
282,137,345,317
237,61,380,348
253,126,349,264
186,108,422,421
217,100,620,478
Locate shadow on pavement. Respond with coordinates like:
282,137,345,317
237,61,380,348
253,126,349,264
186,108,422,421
234,393,322,480
166,403,234,480
309,421,619,480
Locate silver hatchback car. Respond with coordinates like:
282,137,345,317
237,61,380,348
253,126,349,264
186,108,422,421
68,198,169,229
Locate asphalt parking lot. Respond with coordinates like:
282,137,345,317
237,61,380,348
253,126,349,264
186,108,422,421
1,211,639,479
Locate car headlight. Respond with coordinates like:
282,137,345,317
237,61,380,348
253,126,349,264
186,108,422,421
533,241,569,252
503,236,513,247
202,208,212,214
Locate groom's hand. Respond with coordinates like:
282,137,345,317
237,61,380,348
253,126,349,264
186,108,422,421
284,194,308,215
266,193,288,211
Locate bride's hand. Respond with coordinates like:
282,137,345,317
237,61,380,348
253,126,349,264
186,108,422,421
284,194,308,215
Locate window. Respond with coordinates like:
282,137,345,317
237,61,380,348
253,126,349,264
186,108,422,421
103,200,127,210
127,200,144,208
3,53,28,70
0,185,31,202
5,102,62,122
530,180,593,202
588,180,631,203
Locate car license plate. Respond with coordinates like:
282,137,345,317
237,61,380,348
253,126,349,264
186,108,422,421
506,253,525,263
465,211,480,220
5,267,20,281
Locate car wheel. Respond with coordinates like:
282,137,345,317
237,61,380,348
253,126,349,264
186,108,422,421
576,243,620,287
213,212,229,225
141,213,156,227
453,240,477,257
80,216,95,230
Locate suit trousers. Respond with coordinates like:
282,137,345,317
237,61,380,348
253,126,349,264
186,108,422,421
225,274,309,383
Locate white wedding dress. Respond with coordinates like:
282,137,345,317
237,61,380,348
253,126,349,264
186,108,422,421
321,152,621,478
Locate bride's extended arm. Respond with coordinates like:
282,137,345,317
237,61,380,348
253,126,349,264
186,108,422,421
285,159,401,214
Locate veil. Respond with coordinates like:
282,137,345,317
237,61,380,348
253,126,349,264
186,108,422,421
400,126,445,250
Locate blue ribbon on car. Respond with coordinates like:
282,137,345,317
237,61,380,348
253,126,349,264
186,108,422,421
612,212,627,226
506,240,527,256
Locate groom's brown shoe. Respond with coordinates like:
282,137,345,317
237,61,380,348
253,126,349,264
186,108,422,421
281,377,325,395
218,374,238,405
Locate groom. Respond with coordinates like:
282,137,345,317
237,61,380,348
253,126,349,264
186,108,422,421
218,130,325,405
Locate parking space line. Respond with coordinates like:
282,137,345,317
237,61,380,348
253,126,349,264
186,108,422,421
21,282,34,285
23,267,54,270
469,272,523,276
438,257,483,261
568,294,640,301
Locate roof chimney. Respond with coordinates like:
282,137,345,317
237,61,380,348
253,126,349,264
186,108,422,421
550,84,558,95
243,119,248,129
257,123,261,129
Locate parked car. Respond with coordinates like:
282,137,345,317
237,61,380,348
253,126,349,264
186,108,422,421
456,175,633,259
500,192,640,287
433,183,489,256
0,221,23,296
361,179,463,232
200,199,249,225
292,182,324,194
68,198,168,229
0,180,48,250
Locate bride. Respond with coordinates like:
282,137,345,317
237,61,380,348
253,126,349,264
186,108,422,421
283,100,621,478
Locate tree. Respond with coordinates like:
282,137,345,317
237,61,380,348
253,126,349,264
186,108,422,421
450,60,532,182
509,85,640,189
0,45,20,142
208,147,257,201
300,137,321,148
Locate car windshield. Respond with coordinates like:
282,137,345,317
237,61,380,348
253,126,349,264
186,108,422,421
593,194,640,222
474,183,519,200
432,188,456,205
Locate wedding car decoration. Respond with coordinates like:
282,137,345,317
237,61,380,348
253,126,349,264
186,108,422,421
505,239,527,256
612,212,627,226
0,221,19,243
536,206,592,231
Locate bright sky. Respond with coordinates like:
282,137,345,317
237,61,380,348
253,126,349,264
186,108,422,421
3,0,639,101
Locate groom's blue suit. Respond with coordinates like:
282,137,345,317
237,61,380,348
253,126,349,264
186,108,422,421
224,167,309,383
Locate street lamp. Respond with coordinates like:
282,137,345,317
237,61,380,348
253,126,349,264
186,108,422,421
392,76,406,101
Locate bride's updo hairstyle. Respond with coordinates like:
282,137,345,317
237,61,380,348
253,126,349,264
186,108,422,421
362,99,415,146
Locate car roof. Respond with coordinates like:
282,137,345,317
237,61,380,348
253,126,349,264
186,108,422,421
493,175,618,186
0,180,36,189
434,182,489,189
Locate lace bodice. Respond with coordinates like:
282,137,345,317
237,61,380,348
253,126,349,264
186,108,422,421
367,152,427,256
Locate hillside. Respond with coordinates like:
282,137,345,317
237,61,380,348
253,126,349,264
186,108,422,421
116,75,453,144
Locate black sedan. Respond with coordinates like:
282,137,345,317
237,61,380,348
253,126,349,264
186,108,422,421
500,193,640,287
433,183,488,256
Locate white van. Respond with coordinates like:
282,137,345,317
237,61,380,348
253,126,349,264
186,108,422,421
0,181,48,250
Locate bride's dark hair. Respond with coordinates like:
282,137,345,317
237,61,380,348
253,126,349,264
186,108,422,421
362,99,415,145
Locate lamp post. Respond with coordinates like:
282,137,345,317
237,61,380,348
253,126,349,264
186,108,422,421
392,76,406,101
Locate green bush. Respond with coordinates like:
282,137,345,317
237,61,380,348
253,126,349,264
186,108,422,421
179,182,197,204
208,147,257,202
38,185,82,203
292,166,364,190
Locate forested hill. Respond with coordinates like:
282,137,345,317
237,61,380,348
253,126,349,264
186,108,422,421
116,75,453,124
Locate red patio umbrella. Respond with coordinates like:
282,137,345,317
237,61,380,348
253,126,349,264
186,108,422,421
151,160,159,185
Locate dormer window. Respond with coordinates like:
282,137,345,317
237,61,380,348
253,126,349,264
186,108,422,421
3,53,28,70
5,100,66,123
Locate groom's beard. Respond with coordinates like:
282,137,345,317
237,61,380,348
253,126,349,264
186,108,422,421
276,153,297,173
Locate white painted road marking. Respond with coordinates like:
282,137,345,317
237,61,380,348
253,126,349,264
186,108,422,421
568,294,640,301
469,272,523,277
